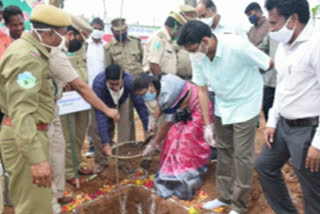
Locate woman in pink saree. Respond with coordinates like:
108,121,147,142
133,73,214,200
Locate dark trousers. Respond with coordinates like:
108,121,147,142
263,86,275,122
255,117,320,214
0,109,3,123
208,91,217,159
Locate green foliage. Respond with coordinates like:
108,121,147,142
312,5,320,19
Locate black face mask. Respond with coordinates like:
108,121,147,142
113,31,128,42
68,39,83,53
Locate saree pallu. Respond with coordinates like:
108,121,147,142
155,83,213,200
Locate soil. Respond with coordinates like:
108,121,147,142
77,186,189,214
3,113,304,214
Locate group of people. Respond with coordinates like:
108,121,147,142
0,0,319,214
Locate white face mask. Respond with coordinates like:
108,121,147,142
106,83,124,105
32,25,65,53
200,15,215,28
269,16,296,43
92,29,104,40
189,42,208,64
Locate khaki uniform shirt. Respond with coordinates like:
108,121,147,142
0,32,55,164
174,43,192,80
104,36,143,76
258,35,278,88
143,27,177,75
248,17,269,47
49,49,79,100
68,44,89,83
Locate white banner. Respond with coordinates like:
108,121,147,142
58,91,91,115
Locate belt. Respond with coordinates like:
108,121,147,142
283,116,319,127
2,116,49,131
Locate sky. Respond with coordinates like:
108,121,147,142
63,0,320,28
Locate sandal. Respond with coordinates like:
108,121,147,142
67,177,86,186
78,167,93,175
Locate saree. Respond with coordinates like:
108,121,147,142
154,82,213,200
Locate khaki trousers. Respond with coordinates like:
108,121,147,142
47,106,65,214
61,110,89,180
118,97,136,142
0,125,52,214
92,98,136,166
88,109,107,167
215,115,258,214
0,125,3,214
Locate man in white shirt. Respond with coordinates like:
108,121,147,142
86,17,108,173
196,0,247,37
255,0,320,213
87,18,106,87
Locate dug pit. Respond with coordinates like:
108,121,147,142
76,186,189,214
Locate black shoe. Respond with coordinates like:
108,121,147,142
210,147,218,163
85,141,95,158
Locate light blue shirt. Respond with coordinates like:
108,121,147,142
192,35,270,125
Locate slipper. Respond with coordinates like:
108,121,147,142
67,177,86,186
78,167,93,175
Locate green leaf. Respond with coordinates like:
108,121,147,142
312,5,320,16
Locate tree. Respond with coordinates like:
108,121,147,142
312,4,320,19
184,0,196,7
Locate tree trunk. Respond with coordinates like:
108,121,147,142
49,0,61,8
184,0,197,7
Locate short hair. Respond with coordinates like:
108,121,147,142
164,16,182,28
199,0,216,9
0,0,3,8
245,2,262,14
91,17,104,29
177,20,212,46
265,0,310,24
67,25,80,35
133,73,153,91
3,5,23,24
105,64,124,80
133,73,161,93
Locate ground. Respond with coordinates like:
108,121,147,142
3,114,304,214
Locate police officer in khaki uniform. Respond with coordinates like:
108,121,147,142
49,44,119,213
174,44,193,81
60,16,95,184
143,12,186,76
143,12,186,115
175,5,197,81
104,18,143,76
99,17,143,167
0,5,71,214
179,4,197,21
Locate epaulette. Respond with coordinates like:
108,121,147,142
128,35,141,41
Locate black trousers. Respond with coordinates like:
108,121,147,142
0,109,3,123
208,91,217,159
255,117,320,214
263,86,275,122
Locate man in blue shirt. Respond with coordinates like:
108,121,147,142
92,64,149,168
178,21,273,214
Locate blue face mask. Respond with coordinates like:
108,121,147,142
143,92,157,102
249,15,258,24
